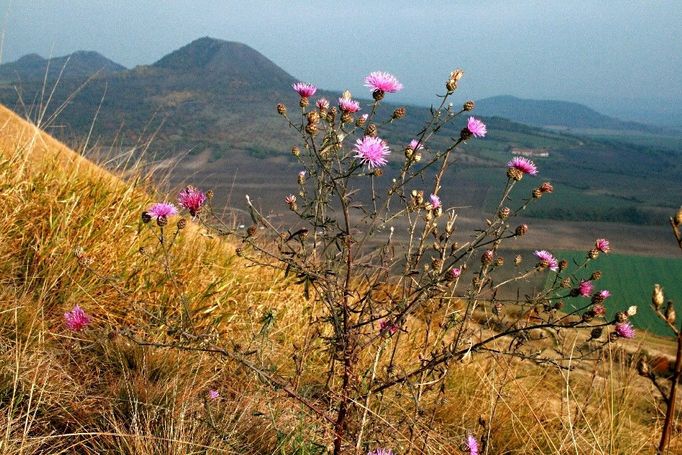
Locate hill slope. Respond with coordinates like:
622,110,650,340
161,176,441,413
0,50,126,82
475,95,662,132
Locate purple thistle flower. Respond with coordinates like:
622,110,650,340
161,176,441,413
593,304,606,316
429,194,441,209
292,82,317,98
409,139,424,150
450,267,462,279
467,434,479,455
379,319,399,336
466,117,487,138
177,186,207,216
316,98,329,110
534,250,559,271
208,389,220,400
64,305,91,332
595,238,610,253
364,71,403,93
507,157,538,175
147,202,178,220
284,194,297,205
338,97,361,113
579,280,594,297
367,449,394,455
599,290,611,299
354,136,390,169
615,322,635,339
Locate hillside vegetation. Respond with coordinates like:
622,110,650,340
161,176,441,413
1,102,681,453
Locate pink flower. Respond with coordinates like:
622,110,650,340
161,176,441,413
593,304,606,316
466,117,487,138
429,194,441,209
467,434,479,455
364,71,403,93
285,194,297,204
615,322,635,339
292,82,317,98
367,449,393,455
379,320,399,336
338,97,361,113
450,267,462,279
579,280,594,297
540,182,554,193
409,139,424,150
316,98,329,110
208,389,220,400
599,290,611,299
534,250,558,271
147,202,178,219
177,186,206,216
595,238,610,253
64,305,91,332
360,113,369,122
507,157,538,175
354,136,390,169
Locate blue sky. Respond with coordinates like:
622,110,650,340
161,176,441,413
1,1,681,122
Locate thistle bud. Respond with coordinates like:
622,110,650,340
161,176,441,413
247,225,257,237
494,257,505,267
560,277,572,288
299,97,309,108
498,207,511,220
306,111,320,125
341,112,352,124
372,89,385,101
591,327,603,339
481,250,494,265
463,100,475,111
652,284,665,310
558,259,568,272
392,107,406,119
532,188,543,199
460,128,473,141
515,224,528,236
675,207,682,226
493,302,503,316
514,254,522,266
590,270,602,281
235,247,243,257
582,311,594,322
431,258,443,270
305,124,318,135
141,211,152,224
413,151,422,162
588,248,599,260
177,218,187,230
615,311,628,323
365,124,378,137
157,215,168,227
665,301,676,325
205,189,214,200
373,168,383,177
404,146,414,160
291,146,301,157
356,115,367,127
276,103,287,115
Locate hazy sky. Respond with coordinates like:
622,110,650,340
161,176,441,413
1,0,681,120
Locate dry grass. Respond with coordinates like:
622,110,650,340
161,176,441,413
0,104,680,454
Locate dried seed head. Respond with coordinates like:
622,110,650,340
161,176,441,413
588,248,600,260
590,270,602,281
494,257,505,267
652,284,665,310
493,302,503,316
560,277,572,288
276,103,287,115
431,258,443,270
558,259,569,271
514,254,523,266
404,146,414,160
235,247,243,257
637,358,650,377
515,224,528,236
616,311,628,323
392,107,406,119
498,207,511,220
246,225,257,237
463,100,475,111
446,69,464,91
291,146,301,157
205,189,214,200
591,327,603,339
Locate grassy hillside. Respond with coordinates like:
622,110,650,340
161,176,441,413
1,104,682,453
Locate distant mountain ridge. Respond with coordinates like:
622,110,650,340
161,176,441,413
475,95,664,133
0,51,126,81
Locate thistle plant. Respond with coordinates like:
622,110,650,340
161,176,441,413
125,70,642,453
